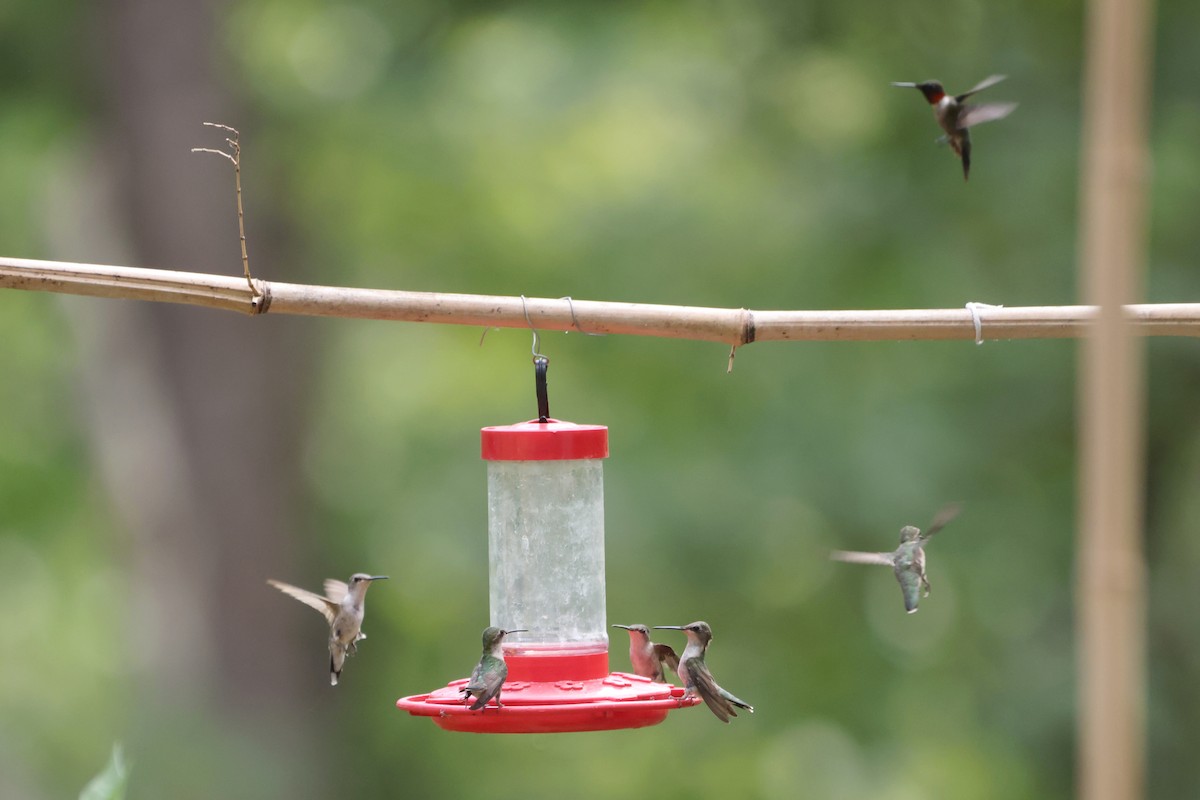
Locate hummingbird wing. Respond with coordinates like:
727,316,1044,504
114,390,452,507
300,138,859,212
830,550,896,566
323,579,349,603
956,74,1006,100
653,643,680,676
463,661,483,690
464,657,506,710
464,659,485,692
957,102,1017,129
921,503,962,540
684,657,752,722
685,660,735,722
267,579,338,624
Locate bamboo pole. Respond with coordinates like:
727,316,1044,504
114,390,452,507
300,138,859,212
2,256,1199,345
1076,0,1154,793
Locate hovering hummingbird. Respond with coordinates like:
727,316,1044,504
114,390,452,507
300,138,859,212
612,624,679,683
654,621,754,723
891,75,1016,180
267,573,388,685
461,626,527,711
830,503,962,613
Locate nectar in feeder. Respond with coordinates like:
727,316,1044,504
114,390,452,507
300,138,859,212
483,418,610,667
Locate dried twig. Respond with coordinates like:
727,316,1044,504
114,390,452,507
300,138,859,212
192,122,262,308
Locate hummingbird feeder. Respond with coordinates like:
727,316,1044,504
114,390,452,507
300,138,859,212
397,356,696,732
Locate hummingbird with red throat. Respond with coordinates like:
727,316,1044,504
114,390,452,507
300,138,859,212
612,623,679,683
892,75,1016,180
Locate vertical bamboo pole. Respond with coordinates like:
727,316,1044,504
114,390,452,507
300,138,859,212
1076,0,1155,795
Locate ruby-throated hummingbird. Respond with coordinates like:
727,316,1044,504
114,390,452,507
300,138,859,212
461,626,527,711
654,622,754,723
267,573,387,685
830,503,961,613
612,623,679,683
892,75,1016,180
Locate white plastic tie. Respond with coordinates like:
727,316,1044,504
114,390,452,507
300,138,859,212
965,302,1004,346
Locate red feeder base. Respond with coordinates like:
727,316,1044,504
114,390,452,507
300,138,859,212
396,651,700,733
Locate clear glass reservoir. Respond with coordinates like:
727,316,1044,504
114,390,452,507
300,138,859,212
481,420,609,658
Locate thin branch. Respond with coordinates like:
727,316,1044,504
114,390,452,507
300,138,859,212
2,255,1200,344
192,122,261,306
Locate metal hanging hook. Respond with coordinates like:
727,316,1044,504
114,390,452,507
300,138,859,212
520,295,550,422
520,295,545,359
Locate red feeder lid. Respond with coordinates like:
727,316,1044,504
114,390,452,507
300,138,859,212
481,419,608,461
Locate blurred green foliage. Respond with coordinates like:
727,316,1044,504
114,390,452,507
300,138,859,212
2,0,1199,798
79,744,129,800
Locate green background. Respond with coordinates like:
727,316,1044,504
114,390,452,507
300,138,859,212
1,0,1198,797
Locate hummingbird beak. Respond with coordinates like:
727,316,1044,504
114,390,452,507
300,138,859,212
652,625,684,630
890,81,918,88
504,628,528,634
367,575,389,581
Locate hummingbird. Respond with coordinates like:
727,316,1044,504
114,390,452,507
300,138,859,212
267,573,388,685
891,75,1016,180
654,622,754,723
830,503,962,613
461,626,527,711
612,623,679,683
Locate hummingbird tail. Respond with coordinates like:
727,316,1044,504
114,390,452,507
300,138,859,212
721,688,754,713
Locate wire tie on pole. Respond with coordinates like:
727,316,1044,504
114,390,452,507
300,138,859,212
521,294,544,358
965,302,1004,346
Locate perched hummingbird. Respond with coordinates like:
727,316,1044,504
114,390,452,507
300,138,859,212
654,622,754,723
461,626,527,711
830,503,961,613
267,573,388,685
891,75,1016,180
612,623,679,683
